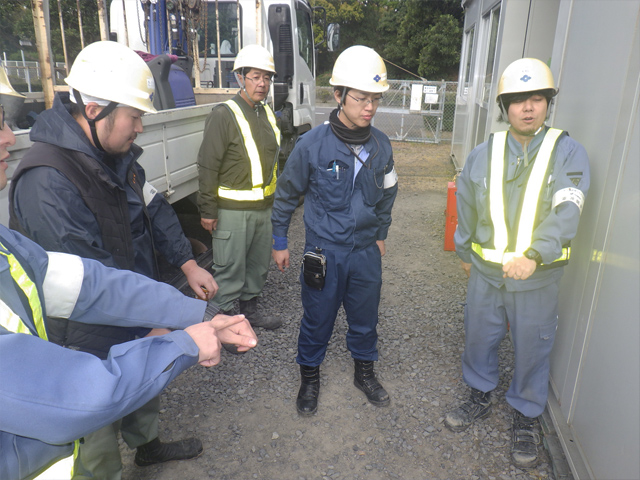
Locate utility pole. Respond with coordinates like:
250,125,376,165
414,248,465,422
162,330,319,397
96,0,109,41
31,0,55,109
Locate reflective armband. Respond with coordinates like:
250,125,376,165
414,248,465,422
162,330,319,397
43,252,84,319
552,187,585,214
384,166,398,189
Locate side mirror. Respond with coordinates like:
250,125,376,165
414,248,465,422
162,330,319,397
327,23,340,52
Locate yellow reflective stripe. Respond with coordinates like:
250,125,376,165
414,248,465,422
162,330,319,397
264,160,278,197
515,128,563,254
472,242,570,265
471,242,503,263
69,439,80,477
483,129,564,264
224,100,264,188
220,100,279,201
262,105,280,198
263,103,281,147
1,244,79,480
218,186,265,201
34,444,76,480
489,131,509,255
0,242,47,340
0,298,31,334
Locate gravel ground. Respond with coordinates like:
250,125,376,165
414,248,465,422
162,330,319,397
121,142,557,480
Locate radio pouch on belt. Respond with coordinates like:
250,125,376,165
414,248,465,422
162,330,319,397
303,248,326,290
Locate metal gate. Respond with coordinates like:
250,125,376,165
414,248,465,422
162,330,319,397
317,80,456,143
373,80,455,143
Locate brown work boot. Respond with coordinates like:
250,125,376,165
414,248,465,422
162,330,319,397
239,298,283,329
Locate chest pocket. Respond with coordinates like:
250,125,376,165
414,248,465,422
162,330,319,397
471,174,488,219
359,166,385,206
315,160,351,210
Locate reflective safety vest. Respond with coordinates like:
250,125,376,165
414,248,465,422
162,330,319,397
0,242,79,479
471,128,570,267
217,100,280,202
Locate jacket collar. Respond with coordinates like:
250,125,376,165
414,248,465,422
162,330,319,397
30,93,141,172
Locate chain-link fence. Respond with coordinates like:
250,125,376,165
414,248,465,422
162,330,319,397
317,80,457,144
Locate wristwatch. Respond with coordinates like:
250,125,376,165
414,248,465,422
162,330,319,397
202,301,221,322
523,248,543,265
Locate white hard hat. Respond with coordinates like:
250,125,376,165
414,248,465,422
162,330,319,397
497,58,557,100
65,41,157,114
233,45,276,73
0,66,25,98
330,45,389,93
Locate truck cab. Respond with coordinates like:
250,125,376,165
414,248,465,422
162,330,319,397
109,0,335,163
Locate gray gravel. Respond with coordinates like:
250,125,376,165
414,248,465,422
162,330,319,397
121,144,557,480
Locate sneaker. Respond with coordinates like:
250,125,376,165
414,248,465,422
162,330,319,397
134,437,203,467
511,411,541,468
444,388,492,432
239,298,283,330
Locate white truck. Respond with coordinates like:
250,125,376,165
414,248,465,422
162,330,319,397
3,0,338,229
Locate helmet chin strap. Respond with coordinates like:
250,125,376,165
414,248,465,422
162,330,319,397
234,71,263,108
510,124,545,138
509,125,544,166
73,89,117,152
337,89,359,129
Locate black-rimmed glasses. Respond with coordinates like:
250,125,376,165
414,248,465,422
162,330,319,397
346,93,383,107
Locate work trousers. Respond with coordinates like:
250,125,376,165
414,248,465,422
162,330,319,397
210,208,272,311
297,243,382,366
72,396,159,480
461,270,560,417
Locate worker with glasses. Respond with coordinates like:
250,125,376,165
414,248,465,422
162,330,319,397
197,44,284,340
271,45,398,416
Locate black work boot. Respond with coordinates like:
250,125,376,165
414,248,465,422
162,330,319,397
220,309,246,355
511,411,541,468
353,360,390,407
239,298,283,330
444,388,492,432
134,437,203,467
296,364,320,416
222,343,245,355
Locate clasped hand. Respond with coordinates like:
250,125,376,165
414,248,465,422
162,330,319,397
502,256,537,280
185,314,258,367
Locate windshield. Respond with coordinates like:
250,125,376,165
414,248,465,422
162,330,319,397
197,2,241,57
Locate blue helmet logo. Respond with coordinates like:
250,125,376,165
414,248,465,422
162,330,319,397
373,74,381,83
520,74,531,82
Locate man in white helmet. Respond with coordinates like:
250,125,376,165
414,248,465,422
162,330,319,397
9,41,221,479
0,78,257,480
271,45,398,415
197,44,283,337
445,58,590,468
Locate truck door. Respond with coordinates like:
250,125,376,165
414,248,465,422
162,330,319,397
291,0,315,130
268,1,315,128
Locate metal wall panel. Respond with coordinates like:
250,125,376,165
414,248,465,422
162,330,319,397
549,2,640,477
452,0,640,477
